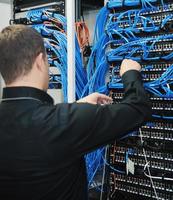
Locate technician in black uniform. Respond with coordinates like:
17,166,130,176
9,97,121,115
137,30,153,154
0,25,151,200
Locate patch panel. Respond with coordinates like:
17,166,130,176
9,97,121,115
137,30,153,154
142,63,172,70
109,171,173,199
152,103,172,111
111,72,172,83
143,120,173,130
109,34,173,49
112,63,172,73
111,155,173,175
107,0,172,11
14,0,65,15
111,182,166,199
112,11,173,24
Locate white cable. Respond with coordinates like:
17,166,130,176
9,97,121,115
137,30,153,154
144,161,173,181
139,128,159,200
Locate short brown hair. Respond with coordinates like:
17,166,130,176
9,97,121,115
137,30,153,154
0,25,46,84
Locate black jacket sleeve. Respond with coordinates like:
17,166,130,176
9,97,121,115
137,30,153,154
53,70,152,157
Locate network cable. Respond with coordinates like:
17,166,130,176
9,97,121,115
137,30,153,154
107,0,163,9
27,9,87,101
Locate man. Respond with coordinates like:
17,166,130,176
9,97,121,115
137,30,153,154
0,25,151,200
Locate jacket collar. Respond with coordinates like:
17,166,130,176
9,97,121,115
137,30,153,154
2,87,54,105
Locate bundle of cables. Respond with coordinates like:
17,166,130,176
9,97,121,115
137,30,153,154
76,21,91,57
106,11,173,43
107,0,164,9
106,34,173,62
109,64,173,98
26,8,87,101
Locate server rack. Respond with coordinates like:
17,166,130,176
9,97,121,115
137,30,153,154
12,0,66,99
106,1,173,199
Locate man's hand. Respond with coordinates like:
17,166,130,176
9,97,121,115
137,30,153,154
120,59,141,77
77,92,112,105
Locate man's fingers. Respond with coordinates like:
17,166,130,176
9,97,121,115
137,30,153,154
98,94,112,101
97,94,113,104
77,93,112,105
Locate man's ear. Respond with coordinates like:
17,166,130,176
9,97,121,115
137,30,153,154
35,53,45,72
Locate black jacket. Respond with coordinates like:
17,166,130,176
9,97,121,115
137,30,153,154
0,70,151,200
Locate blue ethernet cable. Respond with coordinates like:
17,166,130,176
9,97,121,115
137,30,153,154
26,8,47,23
93,6,110,44
109,65,173,98
27,9,87,101
26,8,67,31
106,34,173,62
101,155,126,174
86,148,105,186
87,33,109,81
106,12,172,40
152,115,173,120
107,0,158,9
